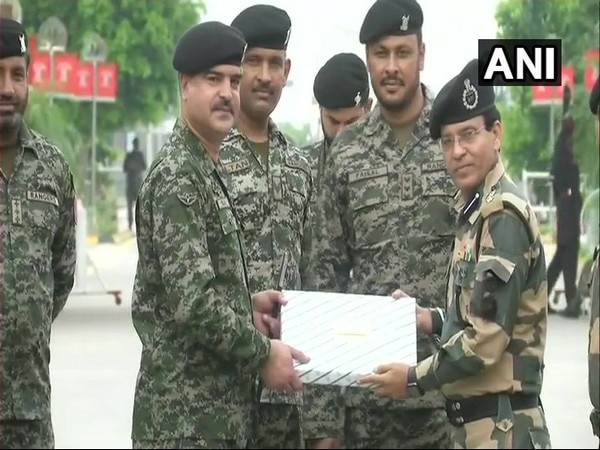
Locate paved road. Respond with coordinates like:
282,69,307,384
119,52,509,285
48,240,599,449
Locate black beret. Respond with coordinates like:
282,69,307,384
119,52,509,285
231,5,291,50
359,0,423,45
589,75,599,115
172,21,247,75
313,53,369,109
429,59,496,140
0,18,29,59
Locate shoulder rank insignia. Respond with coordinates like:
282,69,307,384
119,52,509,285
177,192,197,207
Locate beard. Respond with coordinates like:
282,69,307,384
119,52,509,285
372,75,420,112
0,111,24,135
0,93,27,137
320,117,334,147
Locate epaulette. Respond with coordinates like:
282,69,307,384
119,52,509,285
480,188,535,245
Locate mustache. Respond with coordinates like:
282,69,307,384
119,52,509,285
252,82,273,94
212,100,233,114
0,95,17,104
381,76,404,86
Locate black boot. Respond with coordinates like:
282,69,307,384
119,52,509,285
560,295,582,318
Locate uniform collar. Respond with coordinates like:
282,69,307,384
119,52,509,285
226,117,287,147
19,123,40,158
174,117,218,175
453,158,506,224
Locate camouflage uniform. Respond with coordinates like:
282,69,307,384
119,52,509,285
300,139,346,446
304,87,455,448
0,125,77,449
130,119,272,449
414,160,552,449
220,120,312,449
302,140,327,200
589,247,600,439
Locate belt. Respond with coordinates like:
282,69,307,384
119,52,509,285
445,393,540,427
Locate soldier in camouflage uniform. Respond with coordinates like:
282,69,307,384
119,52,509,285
300,53,371,450
588,75,599,446
221,6,312,449
0,19,77,449
303,1,455,448
359,59,552,449
303,53,372,202
130,21,308,450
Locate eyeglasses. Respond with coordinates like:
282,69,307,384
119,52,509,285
440,126,486,151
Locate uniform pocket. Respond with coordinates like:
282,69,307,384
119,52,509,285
348,172,390,247
215,197,240,236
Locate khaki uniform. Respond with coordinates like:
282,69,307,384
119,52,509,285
414,161,551,449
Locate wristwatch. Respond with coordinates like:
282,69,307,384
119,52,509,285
406,365,424,398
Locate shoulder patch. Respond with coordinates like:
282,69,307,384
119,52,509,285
177,192,197,207
27,190,59,206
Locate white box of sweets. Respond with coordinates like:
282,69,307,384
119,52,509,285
280,290,417,387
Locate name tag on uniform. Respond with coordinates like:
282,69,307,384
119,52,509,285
223,158,251,174
348,165,388,183
421,161,446,172
27,190,59,206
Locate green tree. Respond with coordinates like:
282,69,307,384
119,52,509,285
25,90,86,195
495,0,599,191
23,0,203,139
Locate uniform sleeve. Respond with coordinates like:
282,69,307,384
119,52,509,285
51,169,77,321
415,209,532,391
430,307,445,336
152,175,271,372
302,145,352,292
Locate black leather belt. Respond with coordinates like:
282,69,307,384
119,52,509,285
445,393,540,427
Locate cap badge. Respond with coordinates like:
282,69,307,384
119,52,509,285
354,91,362,106
400,15,410,31
19,35,27,54
462,78,478,110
